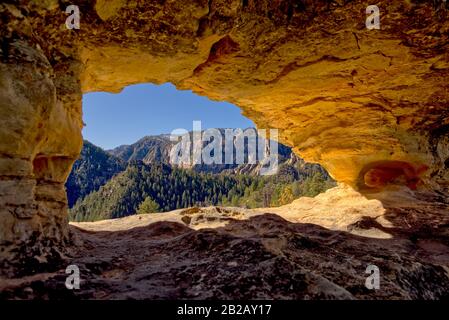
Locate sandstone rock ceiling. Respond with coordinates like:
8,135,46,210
3,0,449,189
0,0,449,273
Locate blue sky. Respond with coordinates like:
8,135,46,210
82,83,254,150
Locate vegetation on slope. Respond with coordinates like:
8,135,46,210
65,140,125,207
70,160,335,222
66,135,332,209
70,161,254,221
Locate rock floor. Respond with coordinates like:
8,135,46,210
1,186,449,299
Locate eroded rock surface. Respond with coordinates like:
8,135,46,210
0,1,448,281
1,187,449,299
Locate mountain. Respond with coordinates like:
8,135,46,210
65,140,126,207
108,129,327,177
108,134,173,164
66,131,335,217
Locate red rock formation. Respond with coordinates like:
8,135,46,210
0,1,448,283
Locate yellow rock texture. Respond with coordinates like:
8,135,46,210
77,0,449,190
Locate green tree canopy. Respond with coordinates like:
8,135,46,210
137,196,160,214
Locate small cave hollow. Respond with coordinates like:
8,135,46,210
358,160,429,191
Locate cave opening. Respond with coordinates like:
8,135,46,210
66,83,335,222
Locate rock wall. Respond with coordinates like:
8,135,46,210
0,2,83,271
0,0,448,273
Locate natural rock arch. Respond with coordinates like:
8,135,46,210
0,0,448,273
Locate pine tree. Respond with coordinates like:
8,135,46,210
137,196,160,214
